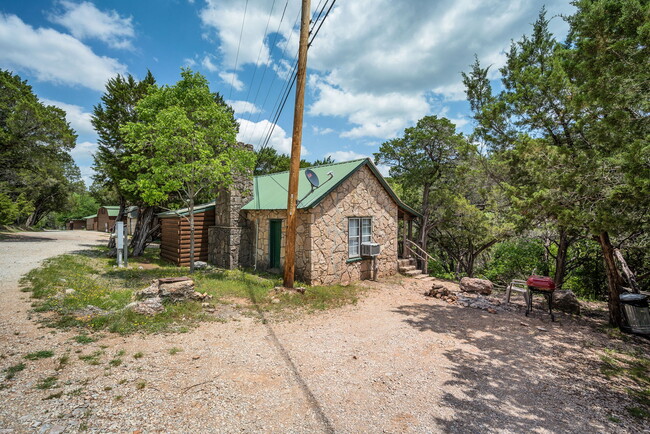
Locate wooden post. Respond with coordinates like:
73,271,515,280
283,0,311,288
401,217,408,258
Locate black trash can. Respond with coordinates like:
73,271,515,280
620,293,650,335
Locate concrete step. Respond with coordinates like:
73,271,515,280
404,269,423,277
399,265,416,272
397,258,415,267
413,273,430,279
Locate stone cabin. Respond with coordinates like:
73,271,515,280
206,158,419,285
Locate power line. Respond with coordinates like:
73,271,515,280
228,0,249,100
248,5,302,147
240,0,282,141
256,0,337,151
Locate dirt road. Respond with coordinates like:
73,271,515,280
0,231,646,433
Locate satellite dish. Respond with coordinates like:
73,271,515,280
305,169,320,188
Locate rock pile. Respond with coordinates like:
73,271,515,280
424,284,457,304
128,277,211,316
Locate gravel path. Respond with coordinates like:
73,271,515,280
0,231,648,433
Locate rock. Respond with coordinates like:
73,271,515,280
135,282,159,299
128,297,164,316
64,288,76,295
553,289,581,315
459,277,493,295
74,305,106,318
536,326,548,332
487,308,497,314
194,261,208,269
159,277,195,300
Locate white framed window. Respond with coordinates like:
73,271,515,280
348,217,372,258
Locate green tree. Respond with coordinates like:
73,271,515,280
375,116,466,273
254,147,309,175
463,4,649,325
92,72,156,251
122,69,254,272
0,70,79,227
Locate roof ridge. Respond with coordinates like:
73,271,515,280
253,158,368,180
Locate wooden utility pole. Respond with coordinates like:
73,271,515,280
283,0,311,288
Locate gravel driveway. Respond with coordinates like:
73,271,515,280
0,231,647,433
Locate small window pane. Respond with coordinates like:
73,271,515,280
361,218,372,243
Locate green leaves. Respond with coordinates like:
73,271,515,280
121,69,253,207
0,70,80,226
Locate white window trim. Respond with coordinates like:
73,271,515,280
348,217,372,258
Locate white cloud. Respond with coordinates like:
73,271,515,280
309,76,430,139
200,0,574,141
49,1,135,50
227,100,260,114
199,0,299,68
218,71,244,91
0,14,127,91
237,118,307,155
201,55,218,72
326,150,369,162
70,141,98,159
41,98,94,136
312,126,334,135
183,57,197,68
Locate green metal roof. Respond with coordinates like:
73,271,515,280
242,158,421,218
157,201,216,218
101,206,121,217
83,214,96,219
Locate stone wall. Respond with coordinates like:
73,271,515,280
245,210,312,282
309,165,398,285
210,143,254,269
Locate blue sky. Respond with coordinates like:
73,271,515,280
0,0,574,186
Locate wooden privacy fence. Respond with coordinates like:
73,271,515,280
159,208,215,266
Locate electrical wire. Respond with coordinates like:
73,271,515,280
228,0,249,100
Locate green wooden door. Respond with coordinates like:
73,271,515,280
269,220,282,269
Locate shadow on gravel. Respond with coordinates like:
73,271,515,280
0,234,56,243
392,303,635,433
247,288,335,433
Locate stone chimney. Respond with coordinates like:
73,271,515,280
208,143,254,268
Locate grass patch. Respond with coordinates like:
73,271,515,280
78,350,104,365
600,349,650,420
74,335,96,344
56,355,69,371
20,248,367,334
35,376,58,390
133,352,144,359
109,358,122,367
24,350,54,360
135,380,146,390
168,347,182,355
4,362,25,380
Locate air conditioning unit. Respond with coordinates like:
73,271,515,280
361,242,380,257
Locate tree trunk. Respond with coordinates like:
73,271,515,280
597,231,625,326
466,254,475,278
554,227,569,289
188,196,195,274
108,197,126,249
129,206,156,257
614,248,640,293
